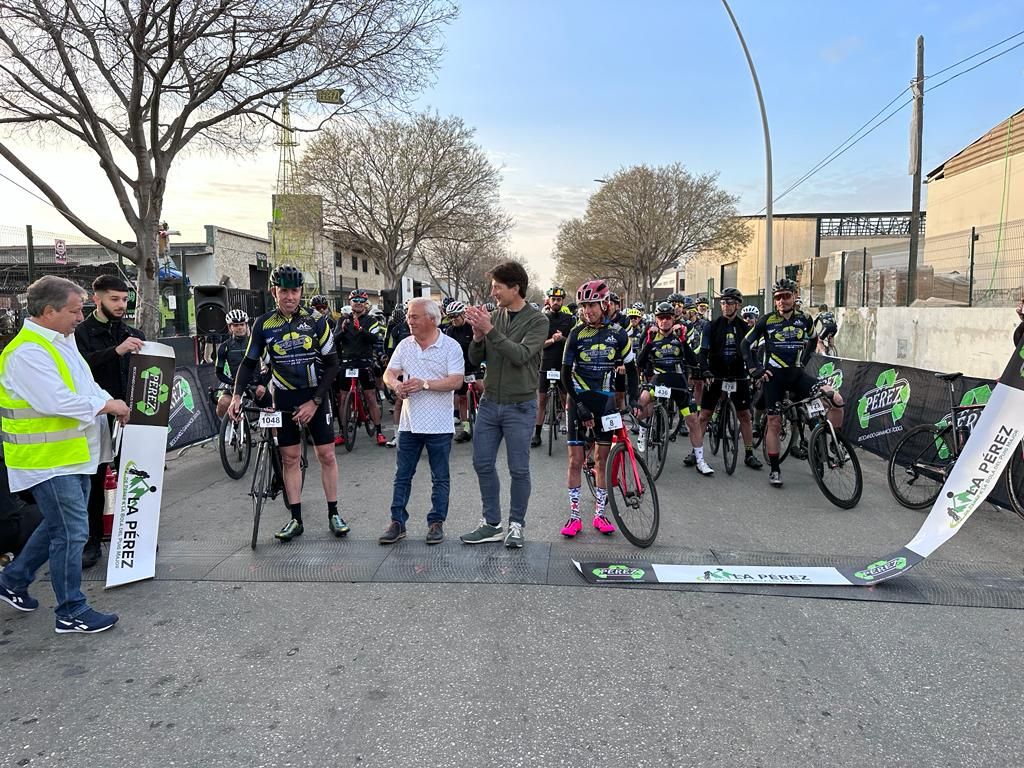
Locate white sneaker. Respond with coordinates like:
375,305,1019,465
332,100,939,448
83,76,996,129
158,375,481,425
385,435,398,448
696,459,715,476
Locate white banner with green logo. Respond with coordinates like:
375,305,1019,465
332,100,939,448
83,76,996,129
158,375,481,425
106,343,175,589
576,342,1024,587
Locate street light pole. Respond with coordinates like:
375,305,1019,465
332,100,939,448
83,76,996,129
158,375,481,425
721,0,773,297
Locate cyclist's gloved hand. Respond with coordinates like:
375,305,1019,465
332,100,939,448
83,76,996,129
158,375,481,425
700,370,714,382
627,397,641,412
576,403,593,423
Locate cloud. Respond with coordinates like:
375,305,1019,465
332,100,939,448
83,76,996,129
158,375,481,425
820,36,863,64
500,182,595,282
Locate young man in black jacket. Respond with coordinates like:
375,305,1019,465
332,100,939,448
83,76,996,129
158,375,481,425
74,275,146,568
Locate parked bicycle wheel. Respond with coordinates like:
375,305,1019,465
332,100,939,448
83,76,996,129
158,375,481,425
467,393,477,438
219,413,252,479
340,391,358,452
722,398,739,475
761,411,795,465
249,442,272,550
808,424,862,509
363,391,376,437
887,424,952,510
643,404,670,481
583,448,598,499
606,442,659,548
708,407,722,456
1004,440,1024,520
547,393,559,456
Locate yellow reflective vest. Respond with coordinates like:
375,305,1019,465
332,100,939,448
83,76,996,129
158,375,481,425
0,327,91,469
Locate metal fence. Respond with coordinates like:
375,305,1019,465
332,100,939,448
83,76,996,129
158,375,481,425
826,218,1024,308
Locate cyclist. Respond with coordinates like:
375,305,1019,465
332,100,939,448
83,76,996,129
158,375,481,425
532,287,575,448
560,280,639,538
335,288,387,446
696,296,710,321
699,288,763,470
214,309,269,418
635,302,701,464
681,297,710,470
740,278,844,488
309,294,335,323
607,292,626,330
814,304,838,354
445,301,479,443
440,297,454,330
741,305,760,329
228,264,345,541
383,304,410,447
742,304,765,437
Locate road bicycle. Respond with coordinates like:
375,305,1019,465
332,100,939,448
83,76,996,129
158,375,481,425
216,385,271,479
463,370,483,439
581,408,660,547
337,361,377,452
770,384,862,509
706,377,744,476
887,371,1024,516
637,381,686,481
246,407,309,549
542,369,564,456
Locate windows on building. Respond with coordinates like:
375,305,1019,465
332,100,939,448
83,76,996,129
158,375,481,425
720,261,738,289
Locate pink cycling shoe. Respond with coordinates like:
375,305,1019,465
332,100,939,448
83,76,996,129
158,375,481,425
560,518,583,537
593,514,616,535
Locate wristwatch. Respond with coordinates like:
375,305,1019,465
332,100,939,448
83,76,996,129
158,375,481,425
312,396,323,406
422,381,430,391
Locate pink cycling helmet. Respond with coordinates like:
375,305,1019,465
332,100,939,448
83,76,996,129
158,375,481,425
576,279,610,304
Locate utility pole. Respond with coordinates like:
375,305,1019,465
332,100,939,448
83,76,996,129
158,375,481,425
907,35,924,306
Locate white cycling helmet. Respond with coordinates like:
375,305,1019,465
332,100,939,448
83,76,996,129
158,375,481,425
226,309,249,324
741,305,760,319
446,301,466,315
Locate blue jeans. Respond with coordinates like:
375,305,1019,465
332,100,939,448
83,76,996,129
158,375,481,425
0,474,91,618
390,432,453,526
472,398,537,527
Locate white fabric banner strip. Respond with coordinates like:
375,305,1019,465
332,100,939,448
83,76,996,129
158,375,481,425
106,343,174,589
575,343,1024,588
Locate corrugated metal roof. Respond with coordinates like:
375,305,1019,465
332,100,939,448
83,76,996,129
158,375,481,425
926,107,1024,182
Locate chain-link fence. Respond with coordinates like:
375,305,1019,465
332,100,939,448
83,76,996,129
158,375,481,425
820,218,1024,308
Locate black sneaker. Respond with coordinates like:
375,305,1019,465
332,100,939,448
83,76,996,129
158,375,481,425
683,451,697,467
790,441,808,460
275,519,304,541
745,454,763,470
530,433,542,448
378,521,406,545
81,537,102,569
55,608,118,634
425,522,444,545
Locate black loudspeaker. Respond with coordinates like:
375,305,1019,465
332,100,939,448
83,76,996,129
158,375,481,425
380,288,397,316
194,285,228,335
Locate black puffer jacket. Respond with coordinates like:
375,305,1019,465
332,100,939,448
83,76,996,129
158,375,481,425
74,311,146,400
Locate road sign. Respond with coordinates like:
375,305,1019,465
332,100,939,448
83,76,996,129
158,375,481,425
316,88,344,105
54,238,67,265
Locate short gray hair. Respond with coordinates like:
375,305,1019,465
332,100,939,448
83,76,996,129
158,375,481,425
26,275,86,317
407,297,441,324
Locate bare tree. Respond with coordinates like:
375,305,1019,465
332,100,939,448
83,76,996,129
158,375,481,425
554,164,750,306
418,211,512,300
296,111,504,296
0,0,456,336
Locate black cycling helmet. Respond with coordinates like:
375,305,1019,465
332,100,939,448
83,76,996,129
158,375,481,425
719,287,743,302
547,287,567,298
654,301,675,317
772,278,798,296
667,292,685,304
608,292,620,304
309,294,329,307
270,264,303,289
391,304,406,323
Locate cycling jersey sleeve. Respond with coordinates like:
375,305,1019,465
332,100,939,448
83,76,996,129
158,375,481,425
244,320,267,362
560,326,580,403
215,342,232,386
741,316,767,371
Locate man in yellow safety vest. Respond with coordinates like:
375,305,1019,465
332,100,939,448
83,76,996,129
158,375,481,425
0,276,130,634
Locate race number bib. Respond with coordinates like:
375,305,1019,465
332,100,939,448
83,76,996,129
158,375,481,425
722,380,737,394
654,385,671,399
345,368,359,378
601,412,623,431
546,370,561,381
259,410,283,428
807,398,826,416
464,374,476,384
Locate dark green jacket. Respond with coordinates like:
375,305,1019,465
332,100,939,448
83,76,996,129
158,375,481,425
469,304,548,404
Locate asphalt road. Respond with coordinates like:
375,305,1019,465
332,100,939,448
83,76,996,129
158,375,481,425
3,426,1024,767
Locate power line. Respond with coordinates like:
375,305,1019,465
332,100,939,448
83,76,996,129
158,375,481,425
925,38,1024,92
0,168,64,212
925,29,1024,80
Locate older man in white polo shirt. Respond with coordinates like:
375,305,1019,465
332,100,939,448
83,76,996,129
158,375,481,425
380,297,464,545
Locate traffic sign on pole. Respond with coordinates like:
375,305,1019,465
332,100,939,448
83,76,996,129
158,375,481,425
316,88,344,105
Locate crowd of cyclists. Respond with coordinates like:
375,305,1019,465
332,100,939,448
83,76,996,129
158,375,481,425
215,263,843,542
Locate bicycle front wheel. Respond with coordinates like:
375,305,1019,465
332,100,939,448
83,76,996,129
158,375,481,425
363,392,376,437
547,391,558,456
219,413,252,479
887,424,951,510
249,441,272,549
708,402,722,456
340,391,357,452
808,424,862,509
1004,439,1024,520
722,398,739,475
606,441,659,548
644,404,670,481
762,413,795,465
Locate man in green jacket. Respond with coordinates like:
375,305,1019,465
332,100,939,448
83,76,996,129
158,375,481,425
460,261,548,548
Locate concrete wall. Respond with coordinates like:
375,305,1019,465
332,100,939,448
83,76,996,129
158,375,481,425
835,306,1021,379
205,226,271,289
926,153,1024,238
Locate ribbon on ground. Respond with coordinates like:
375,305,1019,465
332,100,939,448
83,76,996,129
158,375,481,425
575,341,1024,587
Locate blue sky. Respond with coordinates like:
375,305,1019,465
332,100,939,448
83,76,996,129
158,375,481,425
3,0,1024,283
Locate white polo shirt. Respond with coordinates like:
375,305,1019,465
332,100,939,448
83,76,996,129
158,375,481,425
387,329,464,434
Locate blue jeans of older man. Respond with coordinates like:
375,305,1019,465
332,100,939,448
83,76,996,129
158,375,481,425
472,397,537,527
0,474,91,618
390,432,453,526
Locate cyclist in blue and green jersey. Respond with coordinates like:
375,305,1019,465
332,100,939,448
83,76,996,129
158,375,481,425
741,278,844,488
532,287,575,447
680,299,709,470
229,264,345,541
214,309,270,418
560,280,639,539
